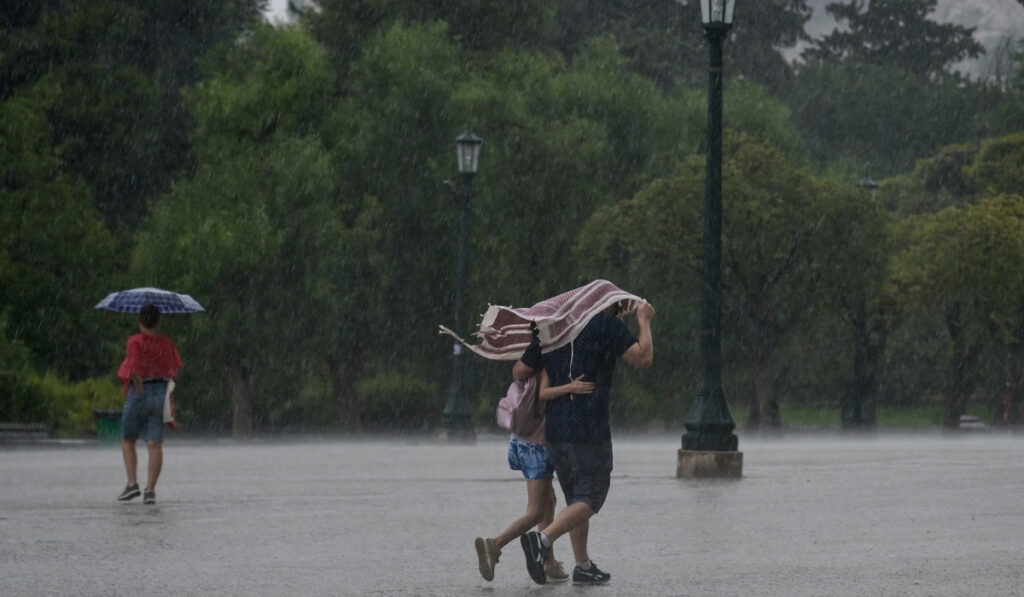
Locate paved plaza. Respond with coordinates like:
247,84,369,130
1,432,1023,596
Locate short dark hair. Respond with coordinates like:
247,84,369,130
139,304,161,329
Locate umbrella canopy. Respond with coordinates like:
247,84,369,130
95,287,204,314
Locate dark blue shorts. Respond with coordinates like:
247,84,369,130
547,441,613,513
121,382,166,442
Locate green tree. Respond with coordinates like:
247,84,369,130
882,131,1024,217
0,0,265,230
551,0,811,92
0,80,117,380
326,20,465,381
466,39,806,315
987,39,1024,130
464,37,693,308
881,143,980,216
824,178,893,428
307,0,557,68
324,22,721,419
132,24,382,437
964,131,1024,196
577,133,877,430
791,1,998,177
891,195,1024,428
783,61,999,177
721,0,812,92
875,131,1024,422
802,0,984,80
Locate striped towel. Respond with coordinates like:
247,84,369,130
439,279,643,361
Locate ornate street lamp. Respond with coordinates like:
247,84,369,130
456,128,483,176
678,0,742,478
440,127,482,442
856,176,878,198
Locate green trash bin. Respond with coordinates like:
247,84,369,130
94,410,122,443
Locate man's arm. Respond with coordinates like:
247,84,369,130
621,301,654,369
512,329,542,380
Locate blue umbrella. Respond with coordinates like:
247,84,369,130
95,287,205,314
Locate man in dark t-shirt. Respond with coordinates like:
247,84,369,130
520,300,655,585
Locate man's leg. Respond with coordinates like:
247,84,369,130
121,439,138,485
540,501,594,544
146,441,163,492
547,441,612,584
568,518,590,564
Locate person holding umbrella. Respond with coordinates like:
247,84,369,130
115,303,182,505
96,287,201,504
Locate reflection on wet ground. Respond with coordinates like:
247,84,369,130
2,433,1023,596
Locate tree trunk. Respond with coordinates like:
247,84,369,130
863,308,888,427
1006,309,1024,427
329,356,361,432
944,303,977,430
845,295,871,429
229,365,253,439
745,392,761,430
753,351,782,432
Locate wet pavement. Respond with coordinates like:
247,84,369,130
2,432,1023,596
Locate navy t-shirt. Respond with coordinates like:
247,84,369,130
543,312,638,444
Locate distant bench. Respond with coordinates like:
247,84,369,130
0,423,49,441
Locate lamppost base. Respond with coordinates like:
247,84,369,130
436,426,476,444
677,449,743,478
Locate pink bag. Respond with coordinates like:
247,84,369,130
496,374,543,436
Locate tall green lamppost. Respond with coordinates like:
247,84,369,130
845,175,879,431
678,0,742,478
439,127,482,442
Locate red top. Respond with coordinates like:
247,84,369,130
117,333,183,394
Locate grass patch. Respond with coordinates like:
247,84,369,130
876,403,989,428
726,402,992,429
726,402,843,428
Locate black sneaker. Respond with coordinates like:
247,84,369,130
520,531,548,585
116,483,140,501
143,490,156,505
573,561,611,584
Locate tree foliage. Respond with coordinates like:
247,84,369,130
4,1,1024,435
0,0,265,230
0,80,117,379
576,133,886,429
132,25,381,436
891,194,1024,427
783,61,999,177
802,0,984,80
553,0,811,92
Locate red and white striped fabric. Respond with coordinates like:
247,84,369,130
439,279,643,361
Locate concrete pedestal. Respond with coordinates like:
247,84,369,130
677,449,743,478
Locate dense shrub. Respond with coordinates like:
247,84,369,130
356,372,440,431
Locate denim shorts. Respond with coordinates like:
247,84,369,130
121,381,166,443
507,435,554,480
547,441,613,513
